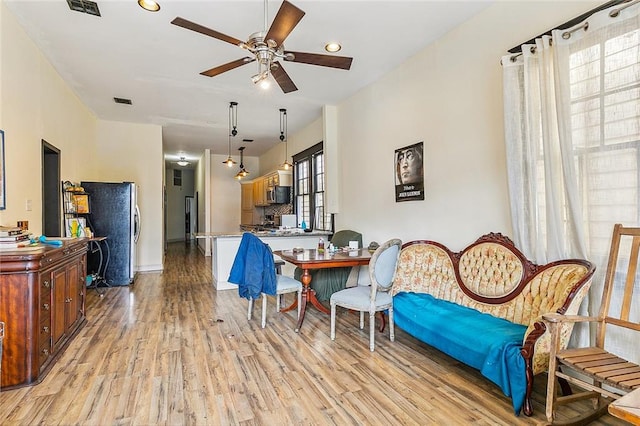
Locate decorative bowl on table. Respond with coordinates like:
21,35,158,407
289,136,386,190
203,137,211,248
367,241,380,253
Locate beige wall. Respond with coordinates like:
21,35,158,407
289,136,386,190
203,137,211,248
259,1,600,250
1,3,165,274
0,2,97,234
94,120,163,272
165,167,194,242
210,153,259,233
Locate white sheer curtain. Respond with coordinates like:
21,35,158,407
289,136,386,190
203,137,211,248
502,2,640,357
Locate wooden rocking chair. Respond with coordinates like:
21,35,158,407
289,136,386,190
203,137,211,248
544,224,640,425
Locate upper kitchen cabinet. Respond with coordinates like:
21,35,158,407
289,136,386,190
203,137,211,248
253,178,267,207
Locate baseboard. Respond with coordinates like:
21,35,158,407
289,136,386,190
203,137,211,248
136,264,163,272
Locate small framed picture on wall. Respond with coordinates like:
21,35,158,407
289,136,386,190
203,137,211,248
395,141,424,202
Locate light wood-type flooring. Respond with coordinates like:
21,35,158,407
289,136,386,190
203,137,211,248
0,242,627,425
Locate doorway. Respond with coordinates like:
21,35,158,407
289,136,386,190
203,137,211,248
42,140,61,237
185,195,195,242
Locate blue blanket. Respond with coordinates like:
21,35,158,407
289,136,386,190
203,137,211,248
228,233,277,299
393,292,526,415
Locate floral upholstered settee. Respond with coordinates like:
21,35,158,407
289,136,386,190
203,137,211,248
391,233,595,416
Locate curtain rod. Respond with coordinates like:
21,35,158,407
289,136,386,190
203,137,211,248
507,0,629,54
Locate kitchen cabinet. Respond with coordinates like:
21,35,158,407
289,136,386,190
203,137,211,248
241,182,255,224
0,239,87,389
265,170,292,188
253,178,268,207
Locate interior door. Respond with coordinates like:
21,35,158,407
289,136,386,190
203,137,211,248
42,140,61,236
185,196,194,241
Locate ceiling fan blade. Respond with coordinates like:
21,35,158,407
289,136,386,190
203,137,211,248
284,51,353,70
264,1,305,47
200,57,255,77
171,17,244,47
271,62,298,93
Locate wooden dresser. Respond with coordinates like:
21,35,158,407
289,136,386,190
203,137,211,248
0,239,88,389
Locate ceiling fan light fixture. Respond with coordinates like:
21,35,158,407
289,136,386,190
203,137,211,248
260,78,271,90
177,157,189,167
324,42,342,53
251,71,268,85
138,0,160,12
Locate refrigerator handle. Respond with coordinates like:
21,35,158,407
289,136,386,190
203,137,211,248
134,204,141,243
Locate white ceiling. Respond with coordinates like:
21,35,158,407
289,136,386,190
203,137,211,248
5,0,493,167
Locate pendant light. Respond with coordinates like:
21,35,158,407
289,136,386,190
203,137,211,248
279,108,292,170
222,101,238,167
234,146,250,180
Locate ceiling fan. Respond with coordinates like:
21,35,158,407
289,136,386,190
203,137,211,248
171,0,353,93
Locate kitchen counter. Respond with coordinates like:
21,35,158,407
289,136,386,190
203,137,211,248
195,230,331,290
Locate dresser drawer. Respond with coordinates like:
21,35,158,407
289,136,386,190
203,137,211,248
39,324,52,369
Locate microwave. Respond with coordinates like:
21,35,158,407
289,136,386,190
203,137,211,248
266,186,291,204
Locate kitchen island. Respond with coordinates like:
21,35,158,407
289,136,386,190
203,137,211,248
195,230,330,291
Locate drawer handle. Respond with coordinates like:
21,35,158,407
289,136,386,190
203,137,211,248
42,326,49,333
43,280,50,288
42,348,49,356
65,297,73,303
43,303,50,311
47,258,53,263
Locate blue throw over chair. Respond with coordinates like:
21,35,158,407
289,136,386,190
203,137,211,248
229,233,302,328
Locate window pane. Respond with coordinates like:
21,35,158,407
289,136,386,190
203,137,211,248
293,146,331,230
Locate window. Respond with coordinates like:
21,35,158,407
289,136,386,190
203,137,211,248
293,142,332,231
173,169,182,187
569,28,640,254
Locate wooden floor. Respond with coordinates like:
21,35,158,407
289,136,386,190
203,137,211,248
0,242,626,425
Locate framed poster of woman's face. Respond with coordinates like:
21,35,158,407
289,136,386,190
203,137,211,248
395,141,424,202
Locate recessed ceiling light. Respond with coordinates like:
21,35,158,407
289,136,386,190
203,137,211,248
138,0,160,12
325,42,342,53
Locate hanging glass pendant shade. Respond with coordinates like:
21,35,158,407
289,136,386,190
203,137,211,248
235,146,249,180
222,101,238,167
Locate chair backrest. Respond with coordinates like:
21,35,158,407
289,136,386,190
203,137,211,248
369,239,402,296
597,224,640,349
330,230,363,249
228,232,277,299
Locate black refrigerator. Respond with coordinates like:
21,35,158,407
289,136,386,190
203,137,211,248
81,181,140,286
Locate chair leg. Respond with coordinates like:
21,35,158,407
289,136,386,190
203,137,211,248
297,290,302,319
389,308,394,342
546,355,559,422
276,293,281,312
330,303,336,341
369,311,375,351
261,294,267,328
247,298,254,321
359,311,364,329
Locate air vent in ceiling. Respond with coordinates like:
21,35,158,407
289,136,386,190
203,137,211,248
66,0,101,16
114,97,132,105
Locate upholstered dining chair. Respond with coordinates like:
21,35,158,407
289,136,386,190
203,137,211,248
330,238,402,351
294,230,363,301
229,233,302,328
